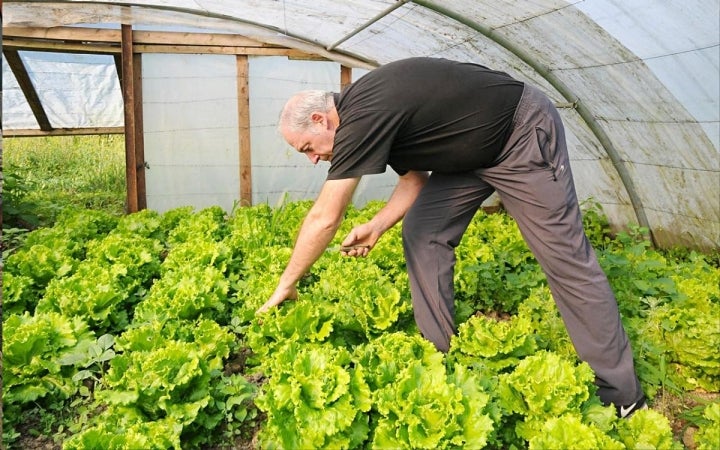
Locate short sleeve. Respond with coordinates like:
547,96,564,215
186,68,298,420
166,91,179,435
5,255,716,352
327,108,404,180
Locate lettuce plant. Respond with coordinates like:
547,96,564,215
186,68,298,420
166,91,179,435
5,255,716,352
255,342,372,449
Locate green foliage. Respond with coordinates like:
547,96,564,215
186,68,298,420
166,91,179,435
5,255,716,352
354,333,442,392
528,414,624,450
305,258,413,337
498,351,595,418
206,374,260,441
581,198,614,249
4,234,79,314
694,401,720,450
133,265,229,323
2,272,39,316
515,286,575,358
454,210,546,314
4,201,716,449
80,319,239,448
35,229,164,334
255,342,372,449
1,167,42,229
448,312,539,373
63,414,184,450
3,312,96,406
597,228,720,396
354,333,494,449
615,409,683,449
3,135,126,226
371,360,494,449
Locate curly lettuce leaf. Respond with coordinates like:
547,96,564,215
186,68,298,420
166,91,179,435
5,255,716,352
256,342,371,449
616,408,683,450
3,311,95,404
528,413,624,450
448,312,538,373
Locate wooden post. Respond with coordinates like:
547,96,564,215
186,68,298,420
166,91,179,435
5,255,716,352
341,64,352,90
237,55,252,207
133,53,147,210
121,24,138,213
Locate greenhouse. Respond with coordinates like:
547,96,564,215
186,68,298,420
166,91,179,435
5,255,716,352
2,1,719,449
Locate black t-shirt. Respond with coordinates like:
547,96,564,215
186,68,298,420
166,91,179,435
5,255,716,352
327,57,524,180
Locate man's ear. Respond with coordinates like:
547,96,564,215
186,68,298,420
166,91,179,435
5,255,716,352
310,112,325,124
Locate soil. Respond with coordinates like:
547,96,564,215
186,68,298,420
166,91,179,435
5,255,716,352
652,389,720,450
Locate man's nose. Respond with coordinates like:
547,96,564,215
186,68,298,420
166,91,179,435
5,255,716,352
306,153,319,164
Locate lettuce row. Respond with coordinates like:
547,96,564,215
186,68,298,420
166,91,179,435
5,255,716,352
4,201,714,449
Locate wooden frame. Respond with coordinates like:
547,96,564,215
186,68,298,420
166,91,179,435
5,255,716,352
2,26,352,210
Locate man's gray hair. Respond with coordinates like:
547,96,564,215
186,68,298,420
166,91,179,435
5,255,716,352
279,90,334,132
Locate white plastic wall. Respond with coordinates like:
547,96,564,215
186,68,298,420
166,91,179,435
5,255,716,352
143,53,241,213
142,54,398,213
248,56,398,208
2,52,123,129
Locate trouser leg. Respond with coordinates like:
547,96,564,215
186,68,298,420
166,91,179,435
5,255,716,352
477,85,644,406
402,172,495,352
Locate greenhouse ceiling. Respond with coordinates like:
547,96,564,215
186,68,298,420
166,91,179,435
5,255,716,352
2,0,719,250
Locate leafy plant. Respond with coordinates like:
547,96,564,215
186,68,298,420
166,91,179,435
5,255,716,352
3,312,96,406
255,342,372,449
448,312,539,373
615,408,683,449
5,201,715,449
1,167,42,229
694,401,720,450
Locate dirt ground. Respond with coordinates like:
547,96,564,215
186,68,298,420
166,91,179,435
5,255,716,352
652,389,720,449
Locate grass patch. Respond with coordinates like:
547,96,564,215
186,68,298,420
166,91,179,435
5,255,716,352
3,134,126,227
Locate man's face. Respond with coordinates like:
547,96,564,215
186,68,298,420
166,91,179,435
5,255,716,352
282,114,336,165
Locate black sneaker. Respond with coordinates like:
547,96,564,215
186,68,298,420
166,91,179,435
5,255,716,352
617,396,648,419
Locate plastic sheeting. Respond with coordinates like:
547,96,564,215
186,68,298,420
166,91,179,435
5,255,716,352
2,51,123,129
141,54,398,212
2,0,718,249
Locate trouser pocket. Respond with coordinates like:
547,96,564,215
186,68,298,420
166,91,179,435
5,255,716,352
536,126,558,180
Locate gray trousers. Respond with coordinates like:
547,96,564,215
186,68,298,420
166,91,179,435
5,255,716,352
401,84,644,406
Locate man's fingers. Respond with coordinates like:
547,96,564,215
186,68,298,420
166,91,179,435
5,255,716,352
256,298,281,314
256,290,298,314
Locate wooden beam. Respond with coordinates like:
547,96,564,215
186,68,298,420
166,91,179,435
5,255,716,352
3,37,321,57
2,37,119,54
3,26,121,42
2,127,124,137
134,44,313,57
133,53,147,210
132,30,272,47
3,48,53,131
3,27,274,48
237,55,252,207
121,24,139,213
3,26,329,59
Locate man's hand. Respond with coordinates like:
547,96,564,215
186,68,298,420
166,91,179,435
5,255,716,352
256,284,298,314
341,223,379,257
339,170,429,258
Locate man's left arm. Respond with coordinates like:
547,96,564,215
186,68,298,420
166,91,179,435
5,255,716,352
341,170,429,252
257,177,360,313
